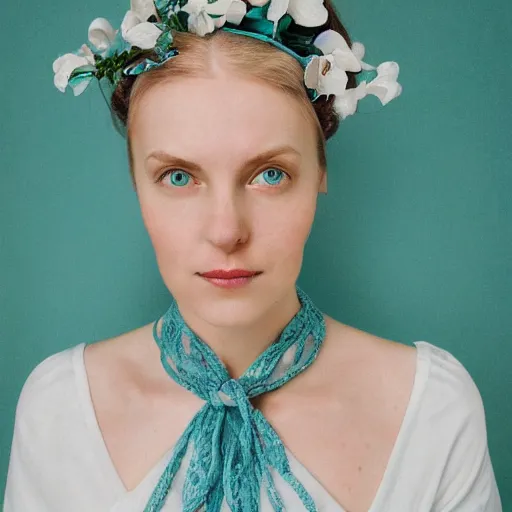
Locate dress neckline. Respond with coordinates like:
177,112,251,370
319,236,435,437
71,338,432,511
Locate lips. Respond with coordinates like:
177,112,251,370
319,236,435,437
199,269,262,279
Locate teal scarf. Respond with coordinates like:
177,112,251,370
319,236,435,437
144,285,326,511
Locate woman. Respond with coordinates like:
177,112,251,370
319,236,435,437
4,0,502,510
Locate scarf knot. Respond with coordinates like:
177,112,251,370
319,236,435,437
209,379,248,409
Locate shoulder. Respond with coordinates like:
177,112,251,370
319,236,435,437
413,344,502,508
81,320,183,419
323,316,485,417
83,320,166,394
319,316,418,403
319,317,487,438
6,343,101,510
415,340,487,428
15,343,86,424
6,344,88,495
323,320,500,505
414,341,492,473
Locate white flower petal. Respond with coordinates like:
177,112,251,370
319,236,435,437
54,73,70,93
287,0,328,27
88,18,117,51
334,97,357,119
53,54,90,76
70,76,94,96
213,0,247,28
52,54,91,92
366,81,402,105
205,0,235,16
53,55,67,74
313,29,349,55
319,65,348,95
366,62,402,105
124,21,163,49
332,48,361,73
53,45,94,76
334,82,368,119
348,42,375,70
377,61,400,81
120,7,162,50
247,0,270,5
213,14,227,28
351,42,365,61
226,0,247,24
188,11,216,36
121,11,143,39
360,60,376,71
267,0,289,24
130,0,157,21
181,0,205,15
304,55,349,96
304,56,321,89
76,44,95,64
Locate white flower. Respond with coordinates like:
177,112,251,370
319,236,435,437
349,41,376,72
333,82,368,119
303,29,402,118
365,61,402,105
304,30,362,96
52,44,96,95
88,18,118,53
212,0,248,29
121,0,162,49
261,0,328,37
182,0,246,36
53,16,121,95
333,62,402,119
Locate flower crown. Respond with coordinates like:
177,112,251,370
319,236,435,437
53,0,402,121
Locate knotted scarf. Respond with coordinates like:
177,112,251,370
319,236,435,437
144,284,326,511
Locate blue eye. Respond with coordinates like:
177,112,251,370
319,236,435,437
160,170,191,187
159,168,287,188
251,168,286,186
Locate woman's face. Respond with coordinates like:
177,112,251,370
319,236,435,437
130,73,324,327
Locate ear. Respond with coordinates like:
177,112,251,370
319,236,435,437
319,170,328,194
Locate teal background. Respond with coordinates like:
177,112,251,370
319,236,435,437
1,0,510,507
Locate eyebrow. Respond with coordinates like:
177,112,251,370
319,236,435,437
145,145,301,173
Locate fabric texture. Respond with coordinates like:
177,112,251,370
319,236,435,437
145,286,326,511
4,339,503,511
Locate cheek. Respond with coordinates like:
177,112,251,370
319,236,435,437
138,183,318,279
139,198,192,272
257,194,317,269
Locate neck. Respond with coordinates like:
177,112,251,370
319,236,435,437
174,287,302,379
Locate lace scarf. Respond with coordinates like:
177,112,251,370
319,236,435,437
144,285,326,511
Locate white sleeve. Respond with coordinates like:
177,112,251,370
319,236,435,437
3,351,72,511
434,357,503,512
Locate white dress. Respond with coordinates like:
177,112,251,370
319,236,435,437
3,340,503,511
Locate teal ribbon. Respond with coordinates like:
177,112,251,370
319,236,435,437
220,4,323,101
124,30,179,76
144,284,326,511
220,26,319,102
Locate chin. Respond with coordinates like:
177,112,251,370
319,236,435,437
166,272,299,328
194,289,271,328
169,275,272,327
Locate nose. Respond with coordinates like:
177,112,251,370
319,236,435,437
204,190,250,253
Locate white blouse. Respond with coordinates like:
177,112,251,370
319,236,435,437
3,340,503,511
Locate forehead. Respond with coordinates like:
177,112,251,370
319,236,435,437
130,74,316,163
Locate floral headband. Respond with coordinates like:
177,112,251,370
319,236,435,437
53,0,402,121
